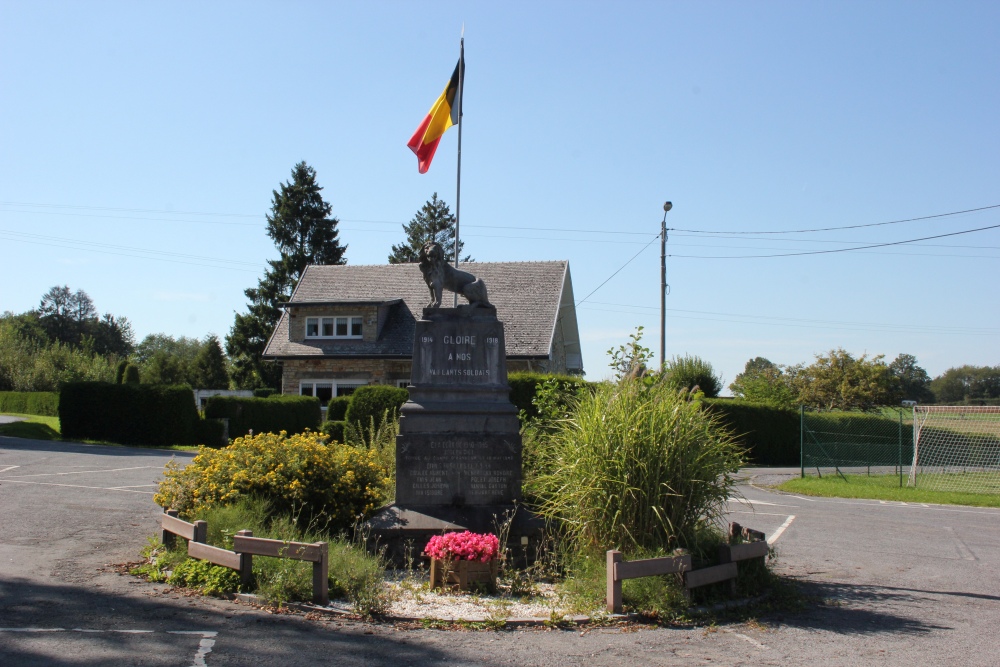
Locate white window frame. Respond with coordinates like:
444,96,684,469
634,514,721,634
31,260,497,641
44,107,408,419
304,315,363,339
300,380,368,414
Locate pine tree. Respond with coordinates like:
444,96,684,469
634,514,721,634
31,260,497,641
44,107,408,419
226,162,347,389
192,335,229,389
388,193,471,264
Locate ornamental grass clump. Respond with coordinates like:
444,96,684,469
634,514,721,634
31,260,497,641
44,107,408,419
529,379,744,554
425,531,500,563
154,430,391,534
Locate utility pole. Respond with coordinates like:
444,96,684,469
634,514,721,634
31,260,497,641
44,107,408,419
660,201,672,372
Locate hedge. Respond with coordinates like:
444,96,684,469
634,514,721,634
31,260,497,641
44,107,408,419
59,382,201,447
508,372,590,422
344,386,408,430
702,399,800,466
320,420,346,443
204,395,321,438
0,391,59,417
327,396,351,421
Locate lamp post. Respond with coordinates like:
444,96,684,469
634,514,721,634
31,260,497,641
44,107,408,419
660,201,672,372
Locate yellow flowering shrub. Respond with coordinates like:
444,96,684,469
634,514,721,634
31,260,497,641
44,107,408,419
154,431,391,533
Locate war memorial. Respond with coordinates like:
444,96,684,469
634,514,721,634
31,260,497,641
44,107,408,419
368,242,542,562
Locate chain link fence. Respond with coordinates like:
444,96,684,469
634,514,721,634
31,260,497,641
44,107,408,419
800,406,914,486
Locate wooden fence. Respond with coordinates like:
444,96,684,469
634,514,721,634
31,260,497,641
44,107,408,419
160,509,329,605
606,523,769,613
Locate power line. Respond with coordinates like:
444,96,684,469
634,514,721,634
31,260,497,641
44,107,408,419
0,230,261,272
581,301,1000,335
575,234,661,306
670,203,1000,235
668,223,1000,259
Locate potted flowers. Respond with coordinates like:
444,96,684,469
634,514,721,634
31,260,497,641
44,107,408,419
425,531,500,592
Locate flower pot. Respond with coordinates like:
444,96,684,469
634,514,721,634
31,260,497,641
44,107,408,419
430,558,498,593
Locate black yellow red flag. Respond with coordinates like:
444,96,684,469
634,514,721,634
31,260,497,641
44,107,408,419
407,56,463,174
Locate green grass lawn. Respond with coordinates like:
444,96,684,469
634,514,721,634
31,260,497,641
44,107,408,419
778,473,1000,508
0,413,198,450
0,413,61,440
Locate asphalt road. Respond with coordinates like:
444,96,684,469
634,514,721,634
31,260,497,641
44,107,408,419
1,438,998,666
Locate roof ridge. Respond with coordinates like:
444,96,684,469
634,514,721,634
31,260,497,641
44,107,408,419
310,259,569,268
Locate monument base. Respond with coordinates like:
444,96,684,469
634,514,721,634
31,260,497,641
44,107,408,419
366,503,545,569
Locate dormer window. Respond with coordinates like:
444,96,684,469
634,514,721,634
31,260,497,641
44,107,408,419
305,316,363,339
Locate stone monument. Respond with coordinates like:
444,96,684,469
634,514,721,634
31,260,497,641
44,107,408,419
367,244,542,564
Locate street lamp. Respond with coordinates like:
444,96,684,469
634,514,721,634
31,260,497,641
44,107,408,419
660,201,672,372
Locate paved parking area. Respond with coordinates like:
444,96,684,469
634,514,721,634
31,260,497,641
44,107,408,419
2,440,1000,665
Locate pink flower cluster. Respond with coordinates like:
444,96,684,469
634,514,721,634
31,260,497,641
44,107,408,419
424,531,499,563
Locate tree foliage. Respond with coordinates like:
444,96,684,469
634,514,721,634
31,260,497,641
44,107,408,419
226,162,346,389
387,193,469,264
0,287,133,392
792,348,899,411
930,365,1000,403
133,333,229,388
888,353,933,403
729,357,797,408
192,335,229,389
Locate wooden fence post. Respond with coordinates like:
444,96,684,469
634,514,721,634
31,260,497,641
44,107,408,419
312,542,329,606
192,520,208,544
162,509,179,549
235,530,253,589
606,550,623,614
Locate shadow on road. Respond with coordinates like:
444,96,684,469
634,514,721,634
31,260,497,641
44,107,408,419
776,581,953,635
0,576,458,667
0,437,197,460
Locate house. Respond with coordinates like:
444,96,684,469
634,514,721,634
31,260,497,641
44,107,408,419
262,261,583,404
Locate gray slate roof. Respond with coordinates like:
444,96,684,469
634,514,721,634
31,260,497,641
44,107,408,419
263,261,571,359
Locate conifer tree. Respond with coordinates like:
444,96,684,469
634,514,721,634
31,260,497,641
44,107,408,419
388,193,471,264
226,162,346,389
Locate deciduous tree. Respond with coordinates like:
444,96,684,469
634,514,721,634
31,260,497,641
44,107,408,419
730,357,797,408
793,348,899,411
930,365,1000,403
888,353,933,403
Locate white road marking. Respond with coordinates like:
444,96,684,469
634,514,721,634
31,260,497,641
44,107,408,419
0,628,217,666
728,510,793,517
4,465,158,479
0,479,156,494
0,465,20,474
767,515,796,545
722,627,768,650
169,631,219,667
729,497,799,508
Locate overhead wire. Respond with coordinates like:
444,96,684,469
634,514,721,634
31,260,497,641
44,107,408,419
669,203,1000,235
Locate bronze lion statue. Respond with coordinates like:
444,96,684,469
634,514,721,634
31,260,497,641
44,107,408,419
418,241,492,309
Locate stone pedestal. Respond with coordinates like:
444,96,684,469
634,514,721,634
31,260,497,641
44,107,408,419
367,307,542,566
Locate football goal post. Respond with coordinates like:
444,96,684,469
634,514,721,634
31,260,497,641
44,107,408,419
907,406,1000,495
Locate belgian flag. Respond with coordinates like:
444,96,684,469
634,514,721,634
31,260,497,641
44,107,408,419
407,56,464,174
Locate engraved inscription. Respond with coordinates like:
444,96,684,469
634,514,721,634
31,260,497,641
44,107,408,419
398,435,520,503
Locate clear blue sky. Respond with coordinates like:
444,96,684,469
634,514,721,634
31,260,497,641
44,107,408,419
2,1,997,389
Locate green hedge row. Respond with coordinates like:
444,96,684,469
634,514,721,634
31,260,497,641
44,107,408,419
703,399,800,466
508,372,590,421
344,386,408,430
60,382,201,447
0,391,59,417
204,395,321,439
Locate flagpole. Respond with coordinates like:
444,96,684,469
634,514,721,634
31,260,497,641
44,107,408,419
452,36,464,306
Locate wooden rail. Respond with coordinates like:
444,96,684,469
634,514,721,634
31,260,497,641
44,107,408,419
159,512,328,605
606,523,770,613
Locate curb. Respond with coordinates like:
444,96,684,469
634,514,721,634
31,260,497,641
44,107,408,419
232,593,624,627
